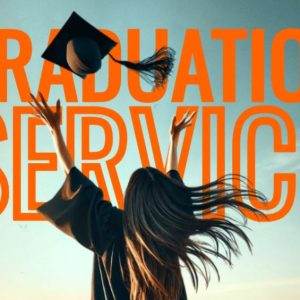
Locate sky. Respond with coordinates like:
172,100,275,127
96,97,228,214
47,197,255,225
0,0,300,299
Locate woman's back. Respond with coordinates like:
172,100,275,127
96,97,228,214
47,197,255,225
37,166,189,300
31,97,267,300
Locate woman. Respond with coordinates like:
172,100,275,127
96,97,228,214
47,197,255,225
29,92,267,300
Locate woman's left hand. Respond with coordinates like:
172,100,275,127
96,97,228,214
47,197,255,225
169,111,196,140
28,92,62,134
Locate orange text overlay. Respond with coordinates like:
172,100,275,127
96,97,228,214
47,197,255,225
1,28,300,103
0,105,296,222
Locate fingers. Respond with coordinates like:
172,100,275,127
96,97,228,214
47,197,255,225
28,92,63,131
185,111,196,124
30,92,53,116
29,98,48,122
30,92,60,120
38,91,46,102
28,112,41,118
181,122,192,129
177,111,189,126
56,99,61,116
30,93,45,113
28,100,45,118
184,111,196,127
181,112,195,129
28,112,49,125
39,91,52,114
177,110,196,128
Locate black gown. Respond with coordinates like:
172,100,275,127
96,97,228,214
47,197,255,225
37,166,188,300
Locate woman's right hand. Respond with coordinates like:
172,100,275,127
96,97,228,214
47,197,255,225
29,92,62,134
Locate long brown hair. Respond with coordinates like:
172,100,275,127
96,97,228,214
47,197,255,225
122,167,267,300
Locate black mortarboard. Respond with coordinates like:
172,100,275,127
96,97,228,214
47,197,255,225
42,11,175,88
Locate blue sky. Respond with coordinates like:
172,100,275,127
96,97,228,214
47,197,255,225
0,0,300,299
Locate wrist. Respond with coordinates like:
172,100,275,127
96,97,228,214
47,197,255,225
51,125,61,136
170,134,179,144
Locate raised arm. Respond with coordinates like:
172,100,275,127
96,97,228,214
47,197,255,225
165,111,196,173
29,92,74,175
28,92,123,255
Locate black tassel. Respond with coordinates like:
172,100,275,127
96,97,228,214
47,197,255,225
109,47,175,88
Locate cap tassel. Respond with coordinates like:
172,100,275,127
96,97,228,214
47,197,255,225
109,47,175,88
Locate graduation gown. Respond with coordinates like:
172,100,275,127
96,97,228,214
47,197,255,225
37,166,188,300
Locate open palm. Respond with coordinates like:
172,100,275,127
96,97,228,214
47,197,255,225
169,111,196,138
29,92,61,132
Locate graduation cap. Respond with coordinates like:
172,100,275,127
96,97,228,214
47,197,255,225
42,11,175,88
